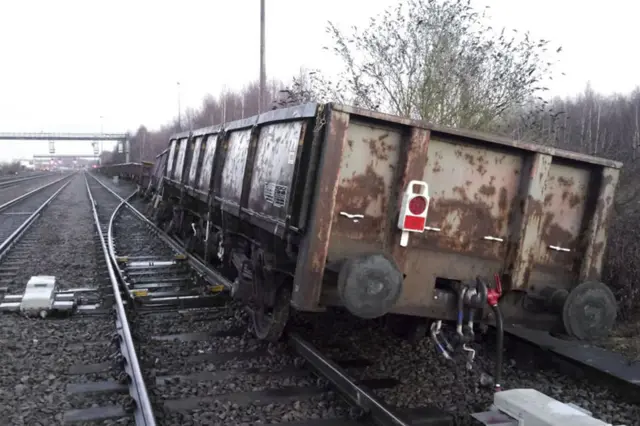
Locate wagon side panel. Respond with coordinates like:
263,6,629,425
395,135,524,318
188,136,204,187
173,137,189,183
197,133,220,193
247,120,307,223
165,139,178,179
579,167,620,282
327,121,402,259
219,129,252,207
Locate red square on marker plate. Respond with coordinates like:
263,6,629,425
403,215,426,231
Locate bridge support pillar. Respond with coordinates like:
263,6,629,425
125,139,130,163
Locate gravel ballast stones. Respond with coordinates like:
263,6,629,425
1,174,104,293
0,173,129,425
293,310,640,425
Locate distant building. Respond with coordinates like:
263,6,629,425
19,159,35,170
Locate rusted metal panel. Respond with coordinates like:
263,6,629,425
220,129,252,206
293,108,349,311
420,136,524,260
247,121,306,222
165,139,177,178
330,104,623,169
533,161,591,270
327,121,402,259
504,153,553,291
387,128,436,313
173,137,189,182
188,136,203,187
197,133,219,192
152,151,168,188
579,167,620,282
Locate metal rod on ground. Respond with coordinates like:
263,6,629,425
259,0,266,113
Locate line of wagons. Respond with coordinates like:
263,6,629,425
99,102,622,349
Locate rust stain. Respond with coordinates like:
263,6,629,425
464,153,475,165
295,109,349,310
425,197,503,258
557,176,574,187
334,164,386,237
453,186,470,201
515,196,544,288
479,184,496,197
498,187,508,211
539,211,575,266
568,193,581,208
367,133,395,161
390,128,430,270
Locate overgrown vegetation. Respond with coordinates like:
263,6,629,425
105,0,639,318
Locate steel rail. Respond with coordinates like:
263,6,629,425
83,173,157,426
106,190,139,301
0,179,72,258
0,172,52,188
0,173,74,212
87,173,419,425
87,172,232,290
289,333,411,426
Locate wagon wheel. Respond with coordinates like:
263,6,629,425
562,281,617,341
251,281,292,342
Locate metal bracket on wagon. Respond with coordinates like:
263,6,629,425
397,180,431,247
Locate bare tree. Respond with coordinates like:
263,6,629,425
309,0,560,130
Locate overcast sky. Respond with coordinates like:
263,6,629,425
0,0,637,161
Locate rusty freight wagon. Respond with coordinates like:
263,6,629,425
97,161,154,188
148,102,621,343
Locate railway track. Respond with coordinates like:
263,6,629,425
0,174,74,291
0,172,68,208
0,171,637,425
87,173,418,426
89,173,640,425
0,172,52,188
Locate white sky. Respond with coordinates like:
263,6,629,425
0,0,637,161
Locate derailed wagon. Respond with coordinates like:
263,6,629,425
98,161,155,189
146,102,622,343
